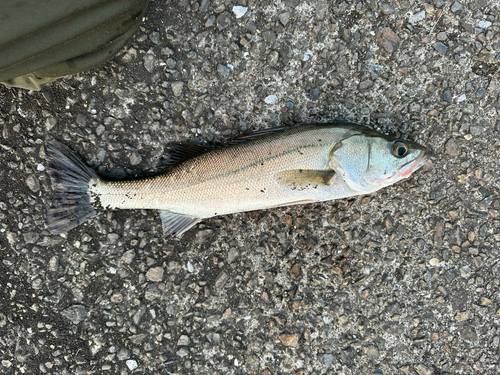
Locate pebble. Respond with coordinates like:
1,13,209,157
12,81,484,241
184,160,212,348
379,2,395,14
176,348,190,357
172,81,184,97
415,363,434,375
476,87,486,98
451,1,463,13
130,151,142,165
409,10,425,24
61,305,88,324
434,42,448,55
146,267,164,282
309,88,321,101
232,6,247,18
457,93,466,102
264,95,278,104
319,353,335,366
126,360,138,370
429,258,439,266
440,88,453,103
445,138,458,156
117,348,131,360
217,64,231,78
279,12,290,26
478,20,492,28
376,27,400,53
26,175,40,192
290,263,300,278
279,333,299,347
144,54,156,72
215,271,229,288
455,311,470,321
216,12,231,30
177,335,190,346
358,80,373,90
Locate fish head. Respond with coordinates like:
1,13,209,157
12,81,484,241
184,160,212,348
330,132,429,193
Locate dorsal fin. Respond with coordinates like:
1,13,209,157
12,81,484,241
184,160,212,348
166,143,214,166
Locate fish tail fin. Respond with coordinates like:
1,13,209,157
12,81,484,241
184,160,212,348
45,138,98,234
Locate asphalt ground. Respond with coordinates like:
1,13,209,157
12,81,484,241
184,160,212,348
0,0,499,374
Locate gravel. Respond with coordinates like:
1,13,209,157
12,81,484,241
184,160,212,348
1,0,500,374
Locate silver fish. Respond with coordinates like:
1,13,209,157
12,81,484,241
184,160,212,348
46,122,429,236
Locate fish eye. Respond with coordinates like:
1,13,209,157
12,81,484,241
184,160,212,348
392,142,409,158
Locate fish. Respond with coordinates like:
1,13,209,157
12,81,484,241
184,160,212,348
45,121,429,237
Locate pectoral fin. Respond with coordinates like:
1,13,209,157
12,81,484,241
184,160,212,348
276,169,336,189
158,210,201,237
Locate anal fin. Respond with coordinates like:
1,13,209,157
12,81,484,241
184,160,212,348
276,169,336,189
158,210,201,237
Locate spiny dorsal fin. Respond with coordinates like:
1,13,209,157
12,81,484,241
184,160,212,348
276,169,336,189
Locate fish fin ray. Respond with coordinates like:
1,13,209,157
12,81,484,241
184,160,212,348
276,169,336,188
158,210,201,237
45,138,97,234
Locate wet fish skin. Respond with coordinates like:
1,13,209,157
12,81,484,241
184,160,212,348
46,122,429,236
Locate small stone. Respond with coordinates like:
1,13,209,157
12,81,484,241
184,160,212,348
479,297,491,306
227,248,239,264
215,271,229,288
144,54,156,72
205,15,216,27
126,360,138,370
149,31,160,44
451,2,463,13
409,10,425,24
455,311,470,321
117,348,131,360
232,6,247,18
121,250,135,264
279,12,290,26
76,113,86,126
415,363,434,375
376,28,400,54
216,12,231,30
279,333,299,347
61,305,88,324
379,3,395,14
440,89,453,103
187,261,194,272
445,138,458,156
177,335,190,346
26,175,40,192
264,95,278,104
309,88,321,101
290,263,300,278
429,258,439,266
217,64,230,78
172,81,184,97
176,347,189,357
478,20,492,28
359,80,373,90
110,293,123,303
470,126,483,136
319,353,335,366
363,344,379,359
444,269,457,283
476,87,486,98
457,94,466,102
146,267,164,282
130,151,142,165
436,31,447,41
23,232,39,244
434,42,448,55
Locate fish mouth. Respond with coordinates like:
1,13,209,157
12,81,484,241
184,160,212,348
398,148,430,178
